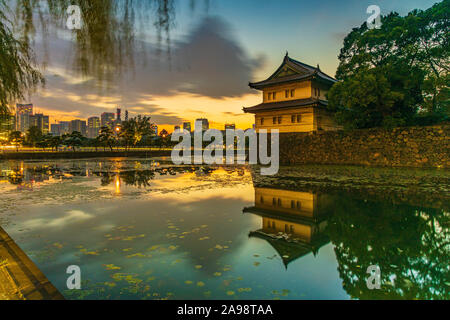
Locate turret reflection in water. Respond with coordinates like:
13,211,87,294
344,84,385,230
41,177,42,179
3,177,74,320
245,177,449,300
244,187,331,268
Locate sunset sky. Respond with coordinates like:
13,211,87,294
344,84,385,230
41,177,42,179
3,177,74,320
26,0,439,133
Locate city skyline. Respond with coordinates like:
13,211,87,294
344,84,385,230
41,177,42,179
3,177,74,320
11,103,237,138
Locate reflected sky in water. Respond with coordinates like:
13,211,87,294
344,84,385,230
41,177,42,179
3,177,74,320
0,159,448,300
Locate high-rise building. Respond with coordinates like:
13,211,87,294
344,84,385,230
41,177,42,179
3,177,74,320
116,108,122,122
195,118,209,131
154,125,158,136
87,116,101,138
59,121,70,135
69,120,87,136
0,115,15,141
51,123,61,136
16,104,33,133
30,113,49,134
101,112,115,128
174,125,181,131
183,122,192,132
125,110,129,122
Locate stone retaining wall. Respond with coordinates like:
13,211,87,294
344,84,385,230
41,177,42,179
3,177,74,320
279,125,450,168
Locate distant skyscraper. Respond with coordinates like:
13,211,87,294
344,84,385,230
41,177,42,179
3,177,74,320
154,125,158,136
101,112,115,127
59,121,70,135
0,115,15,141
51,123,61,136
116,108,122,122
31,113,49,134
125,110,129,121
16,104,33,132
88,116,101,138
174,125,181,131
195,118,209,131
69,120,87,136
183,122,192,132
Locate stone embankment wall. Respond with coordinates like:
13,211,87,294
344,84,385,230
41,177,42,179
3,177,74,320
279,125,449,168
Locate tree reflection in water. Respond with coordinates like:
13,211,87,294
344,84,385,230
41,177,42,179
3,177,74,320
248,177,449,300
326,195,449,300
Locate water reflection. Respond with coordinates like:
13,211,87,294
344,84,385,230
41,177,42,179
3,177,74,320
0,160,238,191
325,194,449,300
248,177,449,300
244,188,330,268
0,160,448,300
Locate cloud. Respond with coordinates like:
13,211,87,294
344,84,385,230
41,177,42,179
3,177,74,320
28,16,264,124
22,210,93,230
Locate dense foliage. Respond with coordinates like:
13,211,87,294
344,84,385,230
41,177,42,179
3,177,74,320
328,0,449,129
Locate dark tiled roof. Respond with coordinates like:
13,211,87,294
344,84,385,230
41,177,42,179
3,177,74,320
249,54,337,90
243,98,328,113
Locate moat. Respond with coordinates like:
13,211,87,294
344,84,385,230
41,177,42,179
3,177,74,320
0,159,448,300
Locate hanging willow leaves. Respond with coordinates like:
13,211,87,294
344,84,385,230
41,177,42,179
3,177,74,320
0,0,44,112
0,0,208,107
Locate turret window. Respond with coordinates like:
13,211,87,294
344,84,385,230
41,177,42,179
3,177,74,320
290,89,295,97
285,90,289,98
277,117,282,124
314,88,321,97
273,117,277,124
291,114,302,123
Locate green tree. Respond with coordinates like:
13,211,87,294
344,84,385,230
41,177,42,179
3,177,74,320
120,116,156,150
43,134,62,151
36,134,52,150
8,131,24,151
64,131,84,152
91,136,102,152
329,1,449,129
98,126,116,152
26,126,43,147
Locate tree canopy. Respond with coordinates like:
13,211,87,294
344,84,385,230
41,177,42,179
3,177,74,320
328,0,449,129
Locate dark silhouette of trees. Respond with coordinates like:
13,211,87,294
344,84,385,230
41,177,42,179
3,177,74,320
328,0,449,129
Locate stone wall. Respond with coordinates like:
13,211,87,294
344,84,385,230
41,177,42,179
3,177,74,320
279,125,450,168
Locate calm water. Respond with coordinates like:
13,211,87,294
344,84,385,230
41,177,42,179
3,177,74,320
0,159,448,300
